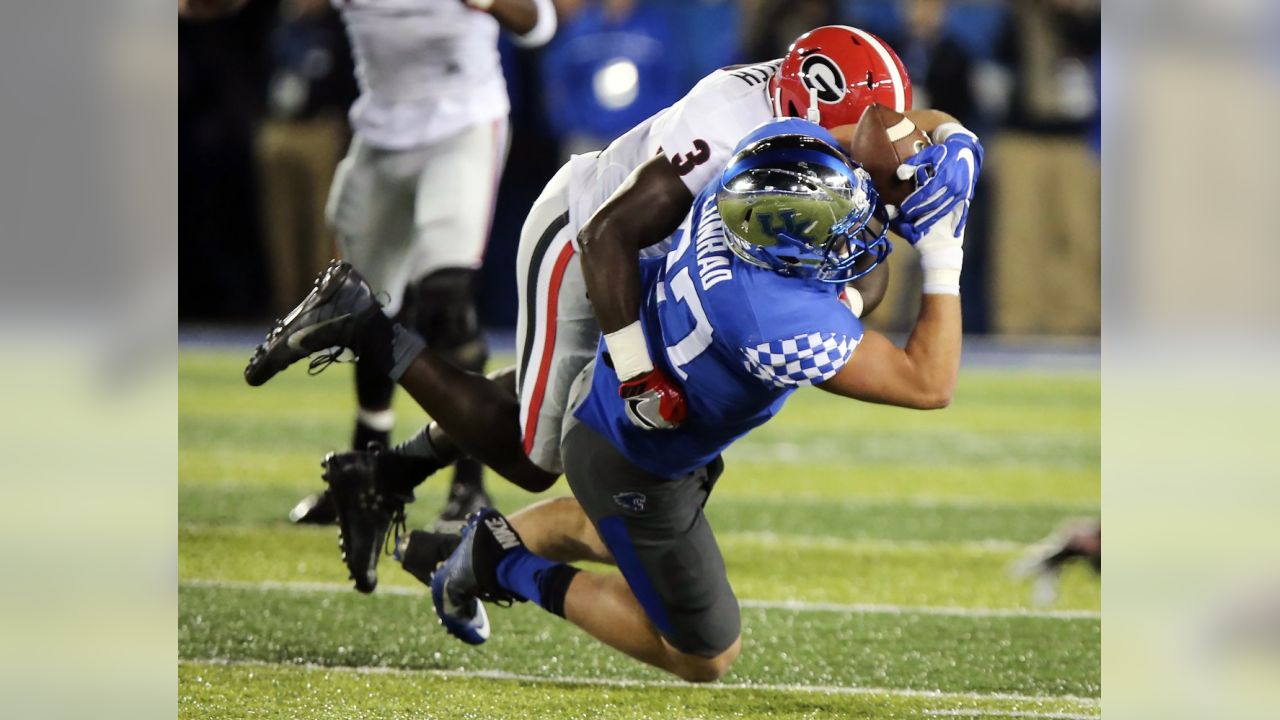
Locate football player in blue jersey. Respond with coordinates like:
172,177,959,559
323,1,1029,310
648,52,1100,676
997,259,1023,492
413,118,970,681
244,29,983,594
243,109,976,628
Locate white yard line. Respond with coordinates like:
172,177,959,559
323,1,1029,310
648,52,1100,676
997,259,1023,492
179,578,1100,620
180,523,1034,553
738,597,1099,620
181,657,1101,710
721,530,1028,553
924,710,1099,719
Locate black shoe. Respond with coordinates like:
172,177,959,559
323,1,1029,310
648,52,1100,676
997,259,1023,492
433,485,493,534
245,260,383,387
288,488,337,525
397,529,463,587
323,445,414,594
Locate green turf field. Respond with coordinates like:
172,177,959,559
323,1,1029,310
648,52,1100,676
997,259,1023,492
178,349,1100,719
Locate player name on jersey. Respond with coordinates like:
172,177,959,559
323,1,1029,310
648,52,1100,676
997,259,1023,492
692,196,734,291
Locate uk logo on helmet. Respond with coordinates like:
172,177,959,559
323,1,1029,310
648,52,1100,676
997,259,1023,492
800,54,846,104
756,210,817,244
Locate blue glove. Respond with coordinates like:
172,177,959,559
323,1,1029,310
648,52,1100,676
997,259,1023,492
894,132,984,243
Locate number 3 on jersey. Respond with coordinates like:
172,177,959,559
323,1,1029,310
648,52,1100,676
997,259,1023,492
670,139,710,176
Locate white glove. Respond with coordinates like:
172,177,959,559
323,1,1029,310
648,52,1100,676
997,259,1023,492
915,205,966,295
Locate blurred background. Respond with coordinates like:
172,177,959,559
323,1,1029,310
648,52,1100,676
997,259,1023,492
179,0,1101,339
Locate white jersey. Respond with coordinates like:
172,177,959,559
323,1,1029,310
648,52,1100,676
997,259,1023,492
567,60,780,257
335,0,541,149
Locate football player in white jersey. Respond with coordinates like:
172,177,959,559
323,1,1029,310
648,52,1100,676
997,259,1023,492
277,0,558,530
183,0,558,530
247,26,984,594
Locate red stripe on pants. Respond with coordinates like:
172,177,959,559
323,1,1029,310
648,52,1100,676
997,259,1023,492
522,241,576,454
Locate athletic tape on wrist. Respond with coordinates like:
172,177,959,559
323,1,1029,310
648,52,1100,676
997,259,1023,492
465,0,496,9
604,321,654,381
922,275,961,296
920,248,963,295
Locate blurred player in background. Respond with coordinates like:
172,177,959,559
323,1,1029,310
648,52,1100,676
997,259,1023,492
1014,519,1101,604
302,0,556,531
180,0,559,530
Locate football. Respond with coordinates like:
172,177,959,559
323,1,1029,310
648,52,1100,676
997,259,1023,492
848,103,932,207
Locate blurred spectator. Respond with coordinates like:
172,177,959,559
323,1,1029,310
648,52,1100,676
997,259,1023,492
893,0,976,126
179,0,279,319
254,0,355,315
541,0,681,155
665,0,742,88
863,0,986,334
180,0,1099,342
989,0,1101,335
740,0,838,61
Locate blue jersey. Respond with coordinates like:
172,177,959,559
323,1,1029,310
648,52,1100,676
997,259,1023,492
574,187,865,478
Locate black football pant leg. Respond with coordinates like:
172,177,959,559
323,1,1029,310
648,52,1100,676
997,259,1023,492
403,268,489,493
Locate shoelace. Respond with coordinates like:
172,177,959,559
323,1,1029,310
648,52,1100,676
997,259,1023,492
307,347,349,376
384,506,407,558
487,593,516,608
304,287,389,377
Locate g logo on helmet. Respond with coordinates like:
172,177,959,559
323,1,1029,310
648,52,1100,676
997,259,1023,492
799,54,846,104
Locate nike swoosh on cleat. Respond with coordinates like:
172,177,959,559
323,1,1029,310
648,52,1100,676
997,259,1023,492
473,603,490,640
286,314,352,352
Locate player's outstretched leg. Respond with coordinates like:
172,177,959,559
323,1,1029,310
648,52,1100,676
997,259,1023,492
244,260,385,387
395,355,558,492
426,503,739,682
397,495,611,594
247,263,557,494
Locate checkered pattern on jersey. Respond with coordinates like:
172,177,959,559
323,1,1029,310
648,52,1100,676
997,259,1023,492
741,332,855,388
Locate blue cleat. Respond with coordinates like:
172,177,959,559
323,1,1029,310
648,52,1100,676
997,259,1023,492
430,508,525,645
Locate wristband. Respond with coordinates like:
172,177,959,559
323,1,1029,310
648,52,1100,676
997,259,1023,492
604,321,654,381
465,0,495,9
920,248,963,295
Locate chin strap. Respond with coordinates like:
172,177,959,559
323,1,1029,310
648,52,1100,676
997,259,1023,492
805,86,821,124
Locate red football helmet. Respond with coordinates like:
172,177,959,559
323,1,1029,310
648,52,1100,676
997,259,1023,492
770,25,913,129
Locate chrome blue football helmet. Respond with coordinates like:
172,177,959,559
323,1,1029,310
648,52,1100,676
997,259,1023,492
716,118,891,284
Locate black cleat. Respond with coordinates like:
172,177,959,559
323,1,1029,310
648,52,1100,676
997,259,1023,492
397,529,463,587
323,445,414,594
289,488,337,525
433,485,494,534
244,260,382,387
